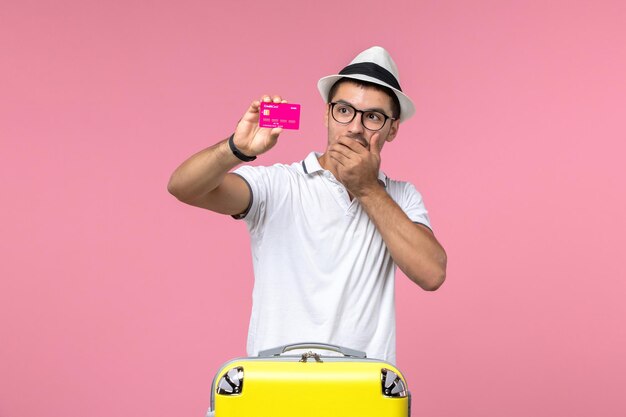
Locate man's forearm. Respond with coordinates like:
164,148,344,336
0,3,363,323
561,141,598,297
167,137,241,203
358,185,447,290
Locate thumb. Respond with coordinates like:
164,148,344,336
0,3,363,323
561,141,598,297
369,132,382,156
268,127,283,146
268,127,283,143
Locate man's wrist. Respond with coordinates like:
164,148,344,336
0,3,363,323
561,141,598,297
355,181,387,201
228,133,256,162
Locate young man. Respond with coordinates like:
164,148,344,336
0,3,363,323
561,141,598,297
168,46,447,364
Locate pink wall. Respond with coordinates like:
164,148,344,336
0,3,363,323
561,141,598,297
1,1,625,416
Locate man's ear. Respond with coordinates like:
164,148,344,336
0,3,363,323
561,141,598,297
386,119,400,142
324,103,330,128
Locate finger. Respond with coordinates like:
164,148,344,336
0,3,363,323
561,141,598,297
262,95,272,102
248,100,261,112
328,150,350,167
328,145,361,166
337,136,368,153
329,142,358,158
242,101,262,122
328,146,351,161
369,132,381,155
272,96,282,103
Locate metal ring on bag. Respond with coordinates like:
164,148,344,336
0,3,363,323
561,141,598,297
299,351,323,363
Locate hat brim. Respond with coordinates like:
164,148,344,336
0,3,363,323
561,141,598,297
317,74,415,122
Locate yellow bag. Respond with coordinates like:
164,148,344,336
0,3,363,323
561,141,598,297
207,343,410,417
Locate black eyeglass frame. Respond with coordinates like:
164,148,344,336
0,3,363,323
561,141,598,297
329,102,396,131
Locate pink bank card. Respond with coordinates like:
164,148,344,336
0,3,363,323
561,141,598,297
259,102,301,130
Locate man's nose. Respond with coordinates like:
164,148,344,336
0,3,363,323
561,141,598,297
347,111,365,133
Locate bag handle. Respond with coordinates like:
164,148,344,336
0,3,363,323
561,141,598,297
258,342,366,358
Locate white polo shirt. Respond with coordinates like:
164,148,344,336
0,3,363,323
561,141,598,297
233,152,431,364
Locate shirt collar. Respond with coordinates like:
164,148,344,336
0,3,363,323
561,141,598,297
301,151,388,188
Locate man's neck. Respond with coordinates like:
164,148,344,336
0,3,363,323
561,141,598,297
317,152,338,179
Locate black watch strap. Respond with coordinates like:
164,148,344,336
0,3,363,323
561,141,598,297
228,134,257,162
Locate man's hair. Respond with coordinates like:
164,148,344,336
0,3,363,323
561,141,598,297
327,78,401,120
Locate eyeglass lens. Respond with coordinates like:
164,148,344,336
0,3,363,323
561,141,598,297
331,103,388,131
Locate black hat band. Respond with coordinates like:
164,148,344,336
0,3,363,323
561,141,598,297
338,62,402,92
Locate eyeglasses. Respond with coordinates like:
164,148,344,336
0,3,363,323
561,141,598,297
329,102,395,131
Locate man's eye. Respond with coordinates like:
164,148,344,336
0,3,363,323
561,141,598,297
367,112,383,121
337,106,350,114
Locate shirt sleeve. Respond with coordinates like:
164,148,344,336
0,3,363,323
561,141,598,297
388,180,432,231
232,165,271,235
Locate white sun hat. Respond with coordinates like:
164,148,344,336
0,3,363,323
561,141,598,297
317,46,415,122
